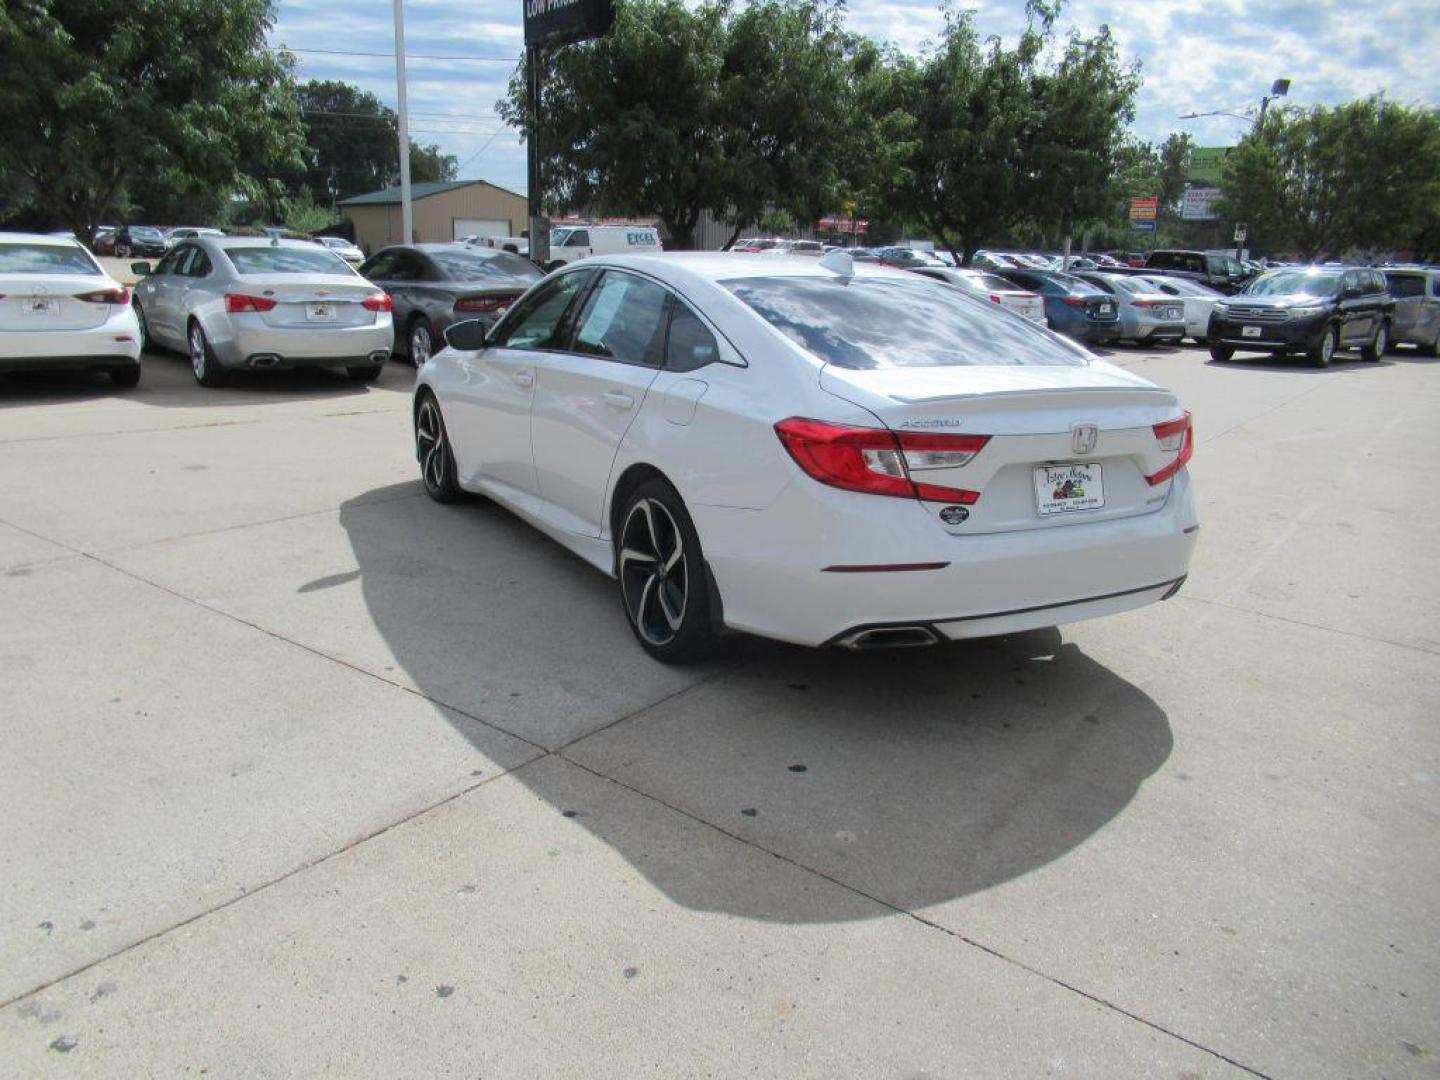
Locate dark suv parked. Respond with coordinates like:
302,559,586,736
1207,266,1394,367
110,226,169,258
1144,250,1250,294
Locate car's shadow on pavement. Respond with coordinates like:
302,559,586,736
337,482,1173,922
0,352,412,408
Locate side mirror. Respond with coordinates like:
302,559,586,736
131,261,152,276
443,318,488,351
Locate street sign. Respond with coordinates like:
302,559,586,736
524,0,615,48
1187,147,1232,186
1131,220,1156,233
1182,187,1220,221
1234,224,1248,244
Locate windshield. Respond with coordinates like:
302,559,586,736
131,227,164,240
427,249,541,282
724,275,1084,370
1243,270,1340,297
0,243,100,275
225,247,353,275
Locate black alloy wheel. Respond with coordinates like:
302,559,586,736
414,392,460,503
617,479,718,663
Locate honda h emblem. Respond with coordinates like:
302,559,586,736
1072,424,1098,455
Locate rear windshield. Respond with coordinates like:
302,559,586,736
225,247,352,275
724,276,1084,370
967,272,1021,292
0,243,99,275
427,249,541,282
1244,271,1339,297
1386,273,1426,298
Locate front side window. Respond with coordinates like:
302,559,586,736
152,248,184,276
185,249,213,277
725,275,1083,370
0,243,100,275
570,271,669,366
564,230,590,248
225,246,352,275
491,270,592,350
360,252,398,279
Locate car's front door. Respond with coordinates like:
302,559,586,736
447,268,593,495
145,246,194,344
529,270,670,536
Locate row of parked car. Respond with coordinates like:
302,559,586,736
3,224,1437,391
88,225,366,266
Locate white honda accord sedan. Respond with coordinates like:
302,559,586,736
413,253,1198,661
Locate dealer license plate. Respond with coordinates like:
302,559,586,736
1100,302,1114,315
307,302,337,320
1035,463,1105,515
23,298,60,316
1242,325,1262,338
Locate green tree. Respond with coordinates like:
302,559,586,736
0,0,306,244
1217,97,1440,258
498,0,859,249
295,80,457,205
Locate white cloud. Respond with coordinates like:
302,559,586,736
271,0,1440,196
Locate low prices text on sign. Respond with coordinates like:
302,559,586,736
1129,196,1159,222
523,0,615,47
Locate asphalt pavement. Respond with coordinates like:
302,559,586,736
1,339,1437,1078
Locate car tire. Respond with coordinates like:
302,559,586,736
1361,321,1389,362
408,317,435,367
347,364,383,382
1431,328,1440,358
116,243,131,259
616,478,719,664
133,301,154,354
414,391,461,503
1208,344,1234,362
109,365,140,388
1308,325,1337,368
188,320,226,387
1193,336,1207,346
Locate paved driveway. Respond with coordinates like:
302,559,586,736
2,343,1437,1077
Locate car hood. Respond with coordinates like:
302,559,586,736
1229,293,1331,307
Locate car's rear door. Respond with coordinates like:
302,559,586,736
529,269,670,536
1387,272,1425,341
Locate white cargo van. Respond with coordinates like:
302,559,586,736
545,224,662,269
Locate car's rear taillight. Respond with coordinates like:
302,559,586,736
75,287,129,304
988,294,1003,304
224,293,277,313
361,293,392,312
774,418,988,504
1061,296,1088,308
1146,411,1194,485
454,293,517,314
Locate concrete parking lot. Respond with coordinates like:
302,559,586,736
1,340,1437,1078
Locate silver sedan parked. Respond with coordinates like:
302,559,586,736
1135,275,1224,344
1074,271,1186,344
132,237,393,386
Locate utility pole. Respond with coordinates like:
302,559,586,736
392,0,413,245
526,46,549,268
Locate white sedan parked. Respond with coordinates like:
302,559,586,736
414,253,1198,661
908,265,1047,324
0,232,141,386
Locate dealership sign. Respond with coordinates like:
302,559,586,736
1129,196,1159,223
523,0,615,47
1182,187,1220,221
1187,147,1232,186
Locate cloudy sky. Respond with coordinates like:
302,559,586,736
269,0,1439,197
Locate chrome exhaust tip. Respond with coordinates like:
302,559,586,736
836,626,940,651
249,354,281,368
368,350,389,365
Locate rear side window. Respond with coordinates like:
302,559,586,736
0,243,98,275
665,301,720,372
492,270,592,350
724,275,1083,370
571,271,669,366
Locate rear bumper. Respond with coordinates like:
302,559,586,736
207,315,393,369
694,470,1199,648
0,311,142,366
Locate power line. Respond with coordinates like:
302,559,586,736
301,108,504,122
272,45,519,63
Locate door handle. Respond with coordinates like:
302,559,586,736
603,390,634,409
512,369,534,387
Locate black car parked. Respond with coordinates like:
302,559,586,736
359,243,543,365
110,225,169,259
1207,266,1394,367
1143,249,1251,294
